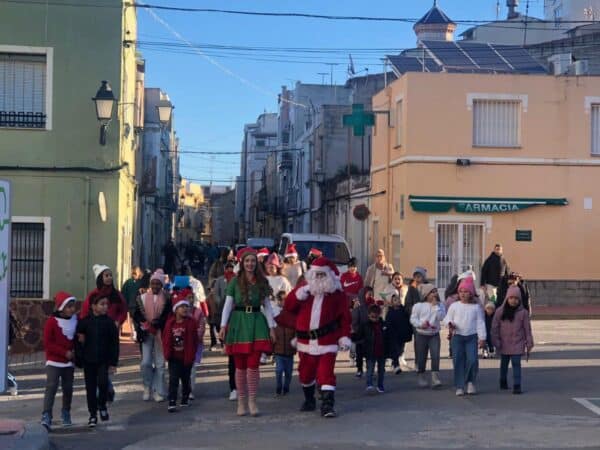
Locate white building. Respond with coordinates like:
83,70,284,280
545,0,600,22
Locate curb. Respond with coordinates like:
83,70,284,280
2,424,50,450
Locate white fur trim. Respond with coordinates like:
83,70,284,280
321,384,336,391
284,252,298,258
58,296,76,311
290,337,297,348
310,294,323,330
296,341,339,355
296,285,310,301
56,316,77,340
172,300,190,312
46,361,73,368
301,380,316,387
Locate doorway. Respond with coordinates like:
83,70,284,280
436,222,484,290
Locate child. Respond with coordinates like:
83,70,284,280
442,277,486,397
188,288,207,400
162,297,198,412
41,292,78,431
384,290,412,375
272,291,296,396
411,284,446,388
483,302,496,359
491,286,534,394
76,295,119,427
351,287,373,377
358,304,386,394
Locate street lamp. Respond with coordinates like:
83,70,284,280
92,80,117,146
156,98,173,125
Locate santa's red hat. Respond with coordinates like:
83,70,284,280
172,288,193,312
308,248,323,257
54,291,76,311
257,248,270,258
284,243,298,258
236,247,257,261
309,256,340,277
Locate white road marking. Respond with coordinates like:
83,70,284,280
573,398,600,416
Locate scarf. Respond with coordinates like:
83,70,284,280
142,290,167,323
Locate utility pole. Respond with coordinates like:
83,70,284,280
317,72,328,84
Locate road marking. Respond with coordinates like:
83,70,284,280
573,398,600,416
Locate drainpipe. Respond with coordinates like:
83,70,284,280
84,177,91,294
386,87,393,257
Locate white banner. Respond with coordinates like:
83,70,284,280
0,180,11,393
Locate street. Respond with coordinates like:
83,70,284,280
2,319,599,449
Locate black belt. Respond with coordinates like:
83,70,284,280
297,321,338,340
234,306,260,313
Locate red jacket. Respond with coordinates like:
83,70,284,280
162,315,199,366
285,284,351,355
80,286,128,325
43,314,77,367
340,271,364,296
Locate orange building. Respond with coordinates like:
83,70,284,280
369,69,600,305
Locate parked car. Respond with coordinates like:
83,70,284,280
277,233,352,274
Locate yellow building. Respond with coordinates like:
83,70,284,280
177,179,208,244
370,66,600,305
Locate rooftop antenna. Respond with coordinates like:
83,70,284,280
317,72,328,84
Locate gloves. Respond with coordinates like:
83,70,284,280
338,337,351,352
296,285,310,301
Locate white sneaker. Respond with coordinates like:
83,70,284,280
431,372,442,388
143,387,151,401
456,388,465,396
229,390,237,401
260,354,268,365
417,373,429,388
467,382,477,395
154,393,165,402
482,350,489,359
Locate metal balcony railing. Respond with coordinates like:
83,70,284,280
0,111,46,128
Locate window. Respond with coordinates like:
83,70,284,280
473,99,521,147
391,234,401,272
591,104,600,155
0,52,47,128
10,220,50,298
395,100,403,147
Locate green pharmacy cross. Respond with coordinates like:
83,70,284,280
343,104,375,137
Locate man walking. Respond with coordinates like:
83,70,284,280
480,244,510,303
364,249,394,302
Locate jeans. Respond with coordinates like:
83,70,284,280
355,343,365,372
168,358,192,405
366,357,385,389
42,366,74,417
390,342,406,368
209,324,221,347
141,334,166,396
451,334,479,389
274,355,294,392
228,356,236,391
415,333,441,373
83,363,109,416
500,354,522,386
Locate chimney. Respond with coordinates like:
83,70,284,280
507,0,520,19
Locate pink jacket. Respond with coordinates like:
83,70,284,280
491,305,534,355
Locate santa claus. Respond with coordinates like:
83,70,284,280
283,256,351,418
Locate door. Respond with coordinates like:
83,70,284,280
436,223,484,289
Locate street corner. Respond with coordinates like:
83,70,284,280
0,420,49,450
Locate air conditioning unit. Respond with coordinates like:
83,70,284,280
574,60,589,76
549,53,572,75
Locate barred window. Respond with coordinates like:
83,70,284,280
0,53,47,128
10,222,45,298
473,99,521,148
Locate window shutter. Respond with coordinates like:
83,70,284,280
0,53,46,120
473,99,521,147
591,105,600,155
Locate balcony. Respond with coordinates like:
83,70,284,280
0,111,46,128
278,152,293,171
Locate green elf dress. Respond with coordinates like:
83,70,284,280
223,277,274,355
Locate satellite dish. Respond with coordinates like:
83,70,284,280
98,192,107,222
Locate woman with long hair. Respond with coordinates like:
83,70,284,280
219,248,276,417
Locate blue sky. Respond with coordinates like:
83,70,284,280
139,0,545,185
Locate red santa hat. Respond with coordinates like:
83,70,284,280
236,246,257,261
172,288,193,312
284,243,298,258
54,291,76,311
309,256,340,277
257,248,270,258
308,248,323,258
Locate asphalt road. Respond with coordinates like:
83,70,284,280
2,319,599,449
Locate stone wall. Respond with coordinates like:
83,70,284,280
9,299,57,354
527,280,600,306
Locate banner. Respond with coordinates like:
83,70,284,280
0,180,10,393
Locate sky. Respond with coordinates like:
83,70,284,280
139,0,545,186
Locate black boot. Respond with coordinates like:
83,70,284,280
513,384,522,395
500,379,508,390
300,385,316,412
320,390,337,418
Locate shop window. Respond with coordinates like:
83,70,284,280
472,99,521,148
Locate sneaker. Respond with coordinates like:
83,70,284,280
355,370,363,378
181,398,190,407
229,390,238,401
260,354,268,365
366,385,376,395
500,379,509,390
88,416,98,428
40,412,52,432
168,404,177,413
431,372,442,389
283,387,290,395
377,386,385,394
417,373,429,388
61,410,72,427
143,387,151,401
466,382,477,395
99,409,109,422
394,366,402,375
455,388,465,397
107,388,115,403
513,385,522,395
209,345,218,352
482,350,489,359
275,387,282,396
188,393,195,401
153,392,166,403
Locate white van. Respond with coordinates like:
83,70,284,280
247,237,276,251
277,233,352,274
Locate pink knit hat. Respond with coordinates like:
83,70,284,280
505,285,522,301
266,252,282,268
457,276,476,297
150,270,165,285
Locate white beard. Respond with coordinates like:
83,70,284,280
308,274,337,296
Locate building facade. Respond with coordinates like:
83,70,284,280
176,179,207,246
210,188,236,246
370,71,600,305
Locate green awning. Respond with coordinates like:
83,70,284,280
409,196,568,213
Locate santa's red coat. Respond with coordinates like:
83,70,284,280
284,284,351,355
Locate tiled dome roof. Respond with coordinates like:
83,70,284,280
414,1,456,27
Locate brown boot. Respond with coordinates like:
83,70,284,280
235,369,248,416
248,395,260,417
247,368,260,417
237,396,248,416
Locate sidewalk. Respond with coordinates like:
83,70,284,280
0,419,48,450
533,305,600,319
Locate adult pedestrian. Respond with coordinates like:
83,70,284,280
219,248,276,417
162,240,180,277
497,272,532,314
208,262,235,351
281,244,307,288
265,253,292,301
364,249,394,303
209,248,233,289
122,266,143,342
480,244,510,303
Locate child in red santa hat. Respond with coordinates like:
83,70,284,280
41,292,78,431
284,256,352,418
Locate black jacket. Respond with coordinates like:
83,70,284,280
404,286,421,317
356,319,386,360
480,252,510,288
496,279,532,314
384,306,413,345
75,314,119,367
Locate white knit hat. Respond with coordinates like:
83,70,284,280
93,264,110,280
